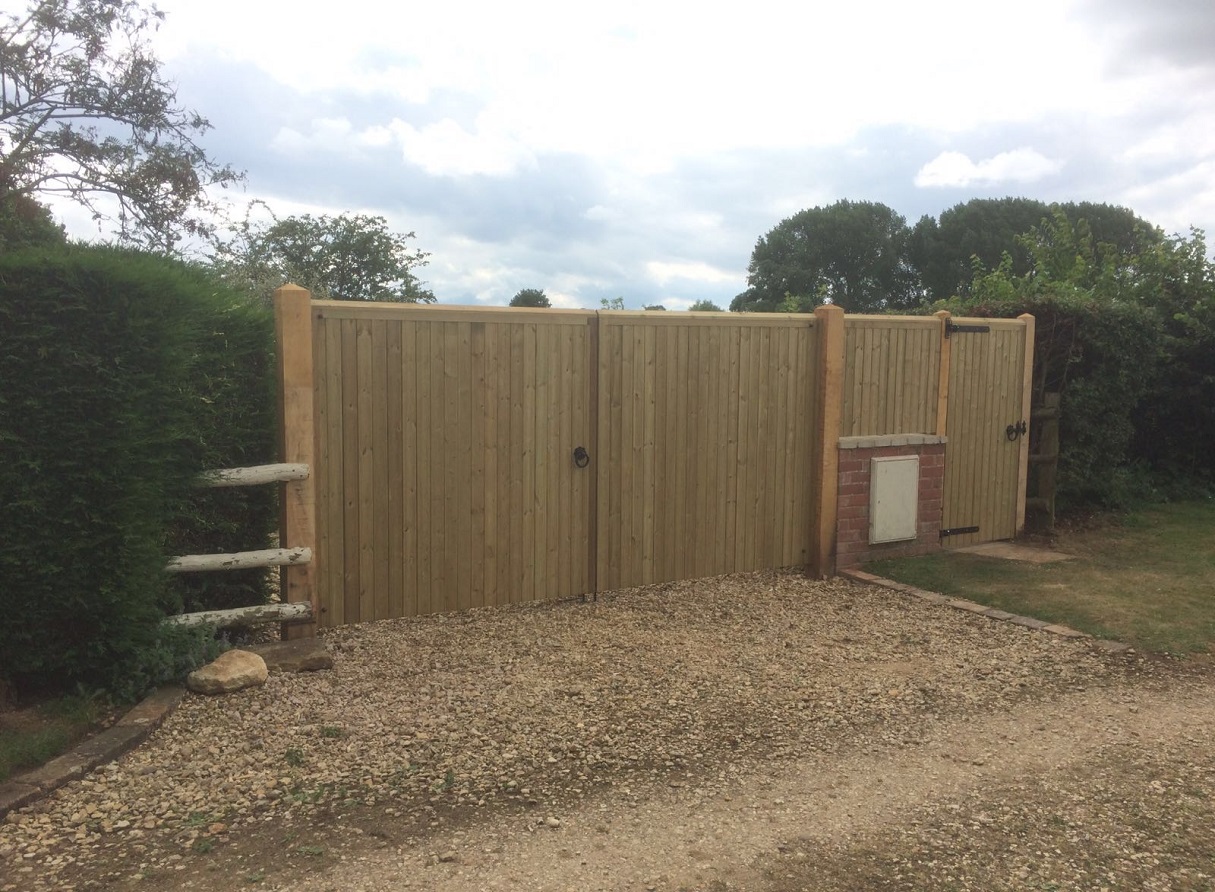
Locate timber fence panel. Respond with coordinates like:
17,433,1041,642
840,316,941,437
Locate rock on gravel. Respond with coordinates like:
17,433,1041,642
186,650,268,695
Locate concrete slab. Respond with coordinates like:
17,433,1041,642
952,542,1074,564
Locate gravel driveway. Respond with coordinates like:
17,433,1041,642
1,570,1202,891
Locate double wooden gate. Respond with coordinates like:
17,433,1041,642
308,303,822,626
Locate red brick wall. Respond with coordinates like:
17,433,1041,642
835,442,945,569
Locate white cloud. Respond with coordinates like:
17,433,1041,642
389,118,535,178
914,149,1064,188
1120,159,1215,238
645,261,740,287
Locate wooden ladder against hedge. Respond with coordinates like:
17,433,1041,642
1026,392,1061,530
165,463,316,631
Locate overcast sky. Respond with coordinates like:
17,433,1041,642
55,0,1215,309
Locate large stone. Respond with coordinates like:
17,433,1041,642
246,639,334,673
187,650,268,695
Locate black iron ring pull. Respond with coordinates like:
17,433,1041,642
1005,420,1027,441
573,446,590,468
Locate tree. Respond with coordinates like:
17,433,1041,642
687,299,722,311
0,0,242,251
732,200,919,313
642,304,666,311
910,198,1163,303
910,198,1050,303
509,287,550,308
0,189,65,251
211,210,436,303
600,297,625,310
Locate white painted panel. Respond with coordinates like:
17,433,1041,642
870,456,919,543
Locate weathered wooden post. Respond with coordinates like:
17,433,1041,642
811,304,845,577
274,284,318,639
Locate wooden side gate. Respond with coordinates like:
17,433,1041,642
939,316,1034,547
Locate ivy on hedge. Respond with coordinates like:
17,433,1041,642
0,246,276,699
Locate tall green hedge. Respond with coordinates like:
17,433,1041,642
0,246,277,698
951,288,1161,510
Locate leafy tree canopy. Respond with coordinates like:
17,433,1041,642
732,200,919,313
911,198,1162,303
211,209,436,304
0,189,65,251
687,299,722,311
600,296,625,310
509,287,550,308
0,0,242,251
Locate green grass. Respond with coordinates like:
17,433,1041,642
867,500,1215,655
0,692,110,782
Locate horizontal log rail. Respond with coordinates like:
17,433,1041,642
166,546,312,574
164,601,313,629
197,463,310,488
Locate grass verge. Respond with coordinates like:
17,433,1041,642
866,500,1215,655
0,692,112,782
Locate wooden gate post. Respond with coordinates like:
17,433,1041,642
1015,313,1036,534
274,284,318,638
934,310,952,437
811,304,845,577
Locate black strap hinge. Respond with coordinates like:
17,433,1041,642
945,320,991,338
940,525,981,539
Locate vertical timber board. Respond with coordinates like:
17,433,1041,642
314,307,343,628
371,318,391,622
355,319,376,623
584,316,598,597
812,305,845,577
274,285,317,638
386,320,404,620
942,318,1027,547
340,318,361,624
470,321,487,610
401,319,419,618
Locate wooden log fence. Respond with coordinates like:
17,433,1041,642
164,458,314,628
164,602,313,629
166,546,312,574
197,463,310,488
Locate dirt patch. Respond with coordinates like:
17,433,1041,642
0,571,1182,891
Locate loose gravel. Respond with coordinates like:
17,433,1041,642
0,571,1145,890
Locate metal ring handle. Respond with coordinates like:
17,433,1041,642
573,446,590,468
